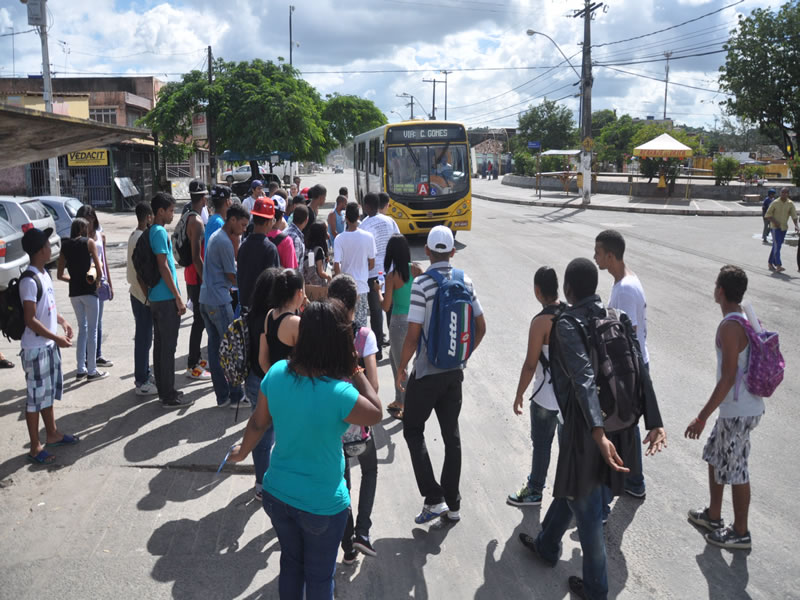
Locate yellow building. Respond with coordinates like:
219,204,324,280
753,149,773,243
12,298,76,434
0,91,90,119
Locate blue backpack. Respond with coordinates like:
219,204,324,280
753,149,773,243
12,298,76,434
420,268,476,369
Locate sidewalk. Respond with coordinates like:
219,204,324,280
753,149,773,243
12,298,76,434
472,178,762,217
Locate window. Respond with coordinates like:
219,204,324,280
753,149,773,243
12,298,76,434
126,109,143,128
65,198,83,218
43,204,59,221
387,144,469,197
21,200,50,221
89,108,117,124
0,205,9,225
358,142,366,171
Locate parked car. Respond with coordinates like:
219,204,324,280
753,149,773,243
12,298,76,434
34,195,84,239
0,196,61,264
222,164,268,184
0,216,31,291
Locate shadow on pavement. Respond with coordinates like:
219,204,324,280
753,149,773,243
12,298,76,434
603,495,641,597
695,543,751,599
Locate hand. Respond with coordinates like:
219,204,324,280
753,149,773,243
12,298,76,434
396,367,409,392
108,285,114,301
175,297,187,316
62,321,74,341
593,431,629,472
685,418,706,440
54,335,72,349
227,444,246,463
643,427,667,455
513,394,524,416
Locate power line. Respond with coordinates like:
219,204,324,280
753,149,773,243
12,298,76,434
460,80,578,122
300,64,571,74
64,47,207,60
596,48,727,67
0,28,36,37
598,64,733,95
469,92,576,125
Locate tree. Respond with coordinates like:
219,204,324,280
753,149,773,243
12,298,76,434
719,2,800,158
596,115,641,170
591,109,617,139
322,94,387,147
516,99,577,151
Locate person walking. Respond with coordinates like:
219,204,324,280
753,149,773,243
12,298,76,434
333,202,376,329
765,188,799,272
327,195,347,250
761,188,776,243
303,221,332,287
307,184,327,225
227,300,382,600
183,180,211,381
258,269,304,375
237,197,280,312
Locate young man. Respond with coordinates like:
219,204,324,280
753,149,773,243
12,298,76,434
237,197,279,310
184,182,211,381
520,258,666,600
285,204,308,267
127,202,157,396
334,202,376,329
293,175,301,190
765,188,799,272
395,226,487,524
327,194,347,250
182,179,209,224
285,194,306,227
594,229,649,502
761,188,776,243
307,183,327,225
242,180,264,214
339,186,348,199
206,185,233,248
149,192,193,408
19,227,80,464
685,265,765,550
268,181,280,197
272,190,289,231
200,203,250,408
267,195,297,268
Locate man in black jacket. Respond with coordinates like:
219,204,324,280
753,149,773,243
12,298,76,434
519,258,667,600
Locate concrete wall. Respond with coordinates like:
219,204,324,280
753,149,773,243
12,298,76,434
0,165,27,196
1,94,90,119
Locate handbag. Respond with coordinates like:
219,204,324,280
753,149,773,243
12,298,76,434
96,238,112,301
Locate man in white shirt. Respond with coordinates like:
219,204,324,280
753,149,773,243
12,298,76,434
242,180,264,214
359,192,400,358
334,202,376,329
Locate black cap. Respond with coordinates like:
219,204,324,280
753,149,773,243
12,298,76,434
22,227,53,256
211,185,232,200
189,180,207,196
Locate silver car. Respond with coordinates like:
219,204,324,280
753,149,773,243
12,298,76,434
0,216,30,291
35,195,84,239
0,196,61,264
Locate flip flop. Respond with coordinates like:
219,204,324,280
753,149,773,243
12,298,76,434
46,434,80,448
0,359,13,368
387,403,404,420
27,450,56,464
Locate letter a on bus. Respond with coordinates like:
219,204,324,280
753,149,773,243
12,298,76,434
417,183,429,196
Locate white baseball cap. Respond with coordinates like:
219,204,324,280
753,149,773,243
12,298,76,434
271,195,287,212
427,225,455,253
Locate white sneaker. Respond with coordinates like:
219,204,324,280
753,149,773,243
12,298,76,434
185,366,211,380
445,510,461,521
136,382,158,396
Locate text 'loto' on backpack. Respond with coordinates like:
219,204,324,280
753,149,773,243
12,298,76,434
171,210,197,268
0,271,42,341
132,226,161,296
420,268,476,370
721,314,784,399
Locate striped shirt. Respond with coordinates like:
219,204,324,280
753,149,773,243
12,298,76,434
408,261,483,379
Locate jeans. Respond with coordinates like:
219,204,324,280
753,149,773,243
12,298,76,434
151,299,180,402
769,228,786,266
535,486,608,600
262,489,349,600
403,369,463,511
96,298,105,359
245,372,274,486
186,283,205,368
527,401,560,494
342,436,378,547
762,218,771,241
367,277,384,350
200,302,244,405
130,295,153,386
388,313,409,405
71,294,99,375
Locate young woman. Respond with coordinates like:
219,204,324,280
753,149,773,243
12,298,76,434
57,217,106,380
228,300,381,600
75,205,114,367
303,221,332,287
258,268,305,375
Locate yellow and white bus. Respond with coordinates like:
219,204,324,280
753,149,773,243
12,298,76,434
352,120,472,235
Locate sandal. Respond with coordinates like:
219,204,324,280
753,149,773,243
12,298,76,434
387,403,404,420
46,434,80,448
0,358,13,369
27,450,56,464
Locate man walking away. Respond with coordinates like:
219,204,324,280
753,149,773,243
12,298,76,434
307,184,327,225
761,189,776,243
327,194,347,251
184,181,211,381
395,226,487,524
286,204,308,268
685,265,765,550
765,188,798,272
237,198,279,311
206,185,238,254
334,202,376,329
127,202,157,396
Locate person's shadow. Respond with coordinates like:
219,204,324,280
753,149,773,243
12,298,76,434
695,543,752,599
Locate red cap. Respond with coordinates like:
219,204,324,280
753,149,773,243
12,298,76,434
251,197,275,219
300,187,310,200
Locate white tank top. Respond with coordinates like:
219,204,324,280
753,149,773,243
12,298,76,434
716,312,765,419
532,345,560,412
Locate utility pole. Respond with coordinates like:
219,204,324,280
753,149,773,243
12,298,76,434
440,70,451,120
10,26,14,78
423,77,445,120
396,93,415,119
207,45,216,187
663,51,672,121
289,6,295,65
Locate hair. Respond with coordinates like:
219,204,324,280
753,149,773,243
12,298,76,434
226,204,249,222
429,250,450,263
336,194,347,207
289,299,357,380
75,204,99,233
292,204,309,225
248,267,281,320
384,233,411,282
564,258,598,301
716,265,747,303
253,214,272,228
534,266,559,300
273,189,288,200
135,201,153,222
151,191,176,214
305,221,329,257
293,175,301,184
211,189,229,211
309,184,326,200
345,201,361,223
363,192,379,213
70,217,89,239
378,192,390,209
270,268,305,307
327,274,358,312
339,186,348,197
595,229,626,260
291,195,306,207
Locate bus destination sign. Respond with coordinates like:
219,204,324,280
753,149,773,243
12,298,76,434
386,125,466,144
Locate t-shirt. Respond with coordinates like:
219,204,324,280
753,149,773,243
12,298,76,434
261,360,359,515
127,229,147,304
608,273,649,365
237,233,280,308
407,262,483,379
242,195,258,214
200,228,236,306
20,266,57,350
285,222,306,267
205,213,224,247
765,198,798,231
333,229,376,294
267,229,298,269
61,237,96,298
149,225,179,302
359,214,400,279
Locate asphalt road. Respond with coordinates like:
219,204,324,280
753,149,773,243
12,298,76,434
0,171,797,599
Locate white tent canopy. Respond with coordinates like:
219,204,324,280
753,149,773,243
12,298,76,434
540,149,581,156
633,133,693,158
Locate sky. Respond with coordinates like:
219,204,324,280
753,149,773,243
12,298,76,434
0,0,776,131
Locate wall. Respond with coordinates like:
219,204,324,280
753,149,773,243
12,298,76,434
1,94,89,119
0,165,27,195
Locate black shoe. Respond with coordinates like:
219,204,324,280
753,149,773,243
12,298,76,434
75,372,87,382
342,549,358,565
87,370,109,382
518,533,557,567
568,576,588,599
353,535,376,557
96,357,114,367
162,393,193,408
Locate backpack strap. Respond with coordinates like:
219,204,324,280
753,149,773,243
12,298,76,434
269,232,288,247
20,270,43,303
717,313,751,403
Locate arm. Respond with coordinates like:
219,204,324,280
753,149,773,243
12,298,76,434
315,258,331,281
57,254,69,283
345,370,382,426
101,234,112,288
189,217,204,281
23,301,72,347
368,257,375,272
473,313,487,352
155,253,186,315
380,272,397,313
228,389,273,462
258,313,272,373
327,212,337,239
88,238,103,283
363,353,379,392
333,262,342,276
766,204,779,228
513,316,548,415
395,322,422,392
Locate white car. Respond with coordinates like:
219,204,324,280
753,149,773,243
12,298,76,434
0,196,61,264
222,165,268,184
0,216,30,291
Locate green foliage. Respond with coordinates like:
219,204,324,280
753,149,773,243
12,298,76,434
741,164,766,181
712,156,741,185
787,157,800,186
719,2,800,157
540,154,569,173
517,100,577,151
591,109,617,139
512,152,533,176
322,94,387,147
639,158,661,180
596,115,642,169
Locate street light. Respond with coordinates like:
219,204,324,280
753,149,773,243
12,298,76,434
526,30,581,79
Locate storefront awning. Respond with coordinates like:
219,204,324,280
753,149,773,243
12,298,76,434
0,104,151,170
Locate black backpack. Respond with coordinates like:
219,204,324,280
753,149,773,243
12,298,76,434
132,226,161,296
530,303,564,399
172,210,197,267
0,270,43,341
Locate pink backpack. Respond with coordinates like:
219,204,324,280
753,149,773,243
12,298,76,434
722,314,784,400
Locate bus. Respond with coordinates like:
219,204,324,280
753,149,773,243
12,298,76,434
352,120,472,235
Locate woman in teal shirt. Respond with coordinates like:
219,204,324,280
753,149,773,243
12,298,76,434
229,299,381,600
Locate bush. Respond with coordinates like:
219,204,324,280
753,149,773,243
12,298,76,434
540,155,569,173
712,156,740,186
741,165,766,181
512,152,533,176
788,157,800,186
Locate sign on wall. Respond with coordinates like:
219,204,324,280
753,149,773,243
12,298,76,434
67,149,108,166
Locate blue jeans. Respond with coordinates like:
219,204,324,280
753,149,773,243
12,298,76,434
245,372,274,486
535,486,608,600
71,294,99,375
769,228,787,266
527,401,561,494
96,298,105,359
262,489,349,600
130,295,153,386
200,302,243,405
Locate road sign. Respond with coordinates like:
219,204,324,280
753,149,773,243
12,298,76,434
527,141,541,150
582,136,594,151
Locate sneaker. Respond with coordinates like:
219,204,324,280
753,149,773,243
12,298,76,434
445,510,461,522
197,359,208,369
507,484,543,507
624,486,646,500
162,394,194,409
414,502,449,524
688,507,725,532
342,549,358,565
705,526,751,550
254,487,263,502
86,370,108,382
136,382,159,396
75,371,87,382
185,366,211,380
568,576,588,600
230,397,251,409
217,398,231,408
353,535,376,556
518,533,557,567
96,357,114,367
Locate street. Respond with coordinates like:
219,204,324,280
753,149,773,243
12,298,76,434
0,171,798,599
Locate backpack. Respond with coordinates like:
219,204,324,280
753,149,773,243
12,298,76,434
269,232,288,248
342,325,374,457
220,309,250,388
132,226,161,296
554,308,643,433
172,210,197,267
720,314,784,399
420,268,476,369
0,270,42,341
531,303,564,399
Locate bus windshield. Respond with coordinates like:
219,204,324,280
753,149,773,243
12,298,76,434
387,144,468,197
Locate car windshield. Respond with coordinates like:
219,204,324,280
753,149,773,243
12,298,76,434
65,198,83,218
22,200,50,221
387,144,468,197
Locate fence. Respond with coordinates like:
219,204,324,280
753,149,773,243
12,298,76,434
27,158,114,208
